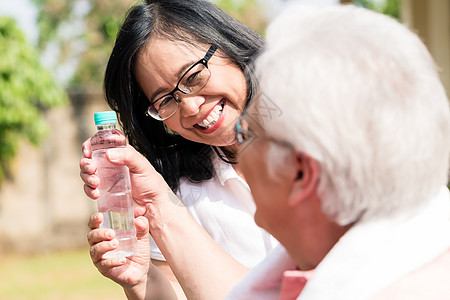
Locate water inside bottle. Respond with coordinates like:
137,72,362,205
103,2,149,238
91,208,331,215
101,205,137,259
92,149,137,258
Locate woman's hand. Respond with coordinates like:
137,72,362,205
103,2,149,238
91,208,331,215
80,138,245,299
87,213,178,300
87,213,151,289
80,139,175,224
80,139,101,200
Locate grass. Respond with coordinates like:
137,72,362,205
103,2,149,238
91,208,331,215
0,247,126,300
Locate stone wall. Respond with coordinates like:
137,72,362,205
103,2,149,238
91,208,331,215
0,90,109,254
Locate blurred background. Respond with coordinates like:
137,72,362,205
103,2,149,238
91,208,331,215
0,0,448,298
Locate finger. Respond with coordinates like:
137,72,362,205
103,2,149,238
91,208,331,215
134,206,147,218
80,171,99,188
82,140,92,159
134,216,149,240
87,228,115,246
83,184,100,199
79,157,97,175
95,257,127,274
90,239,119,263
88,213,103,230
106,145,156,175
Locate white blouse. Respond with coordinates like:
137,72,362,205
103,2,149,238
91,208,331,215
149,154,278,268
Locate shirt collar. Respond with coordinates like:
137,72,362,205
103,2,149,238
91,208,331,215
212,152,247,187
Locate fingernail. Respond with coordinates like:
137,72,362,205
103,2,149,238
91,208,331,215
93,189,100,199
105,230,114,239
107,149,118,161
86,164,94,174
111,239,119,247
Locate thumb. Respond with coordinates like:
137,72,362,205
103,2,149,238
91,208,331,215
134,216,149,241
106,145,155,175
107,145,169,199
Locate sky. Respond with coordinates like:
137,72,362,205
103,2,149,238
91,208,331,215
0,0,38,45
0,0,89,85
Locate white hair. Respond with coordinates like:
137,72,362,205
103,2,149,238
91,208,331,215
256,5,450,225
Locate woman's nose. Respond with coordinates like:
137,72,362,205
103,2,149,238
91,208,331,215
178,94,206,117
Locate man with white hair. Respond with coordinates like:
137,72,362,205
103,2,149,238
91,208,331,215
228,4,450,299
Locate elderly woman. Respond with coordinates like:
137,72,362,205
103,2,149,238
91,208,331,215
229,4,450,300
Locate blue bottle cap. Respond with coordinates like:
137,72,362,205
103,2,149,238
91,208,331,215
94,111,117,125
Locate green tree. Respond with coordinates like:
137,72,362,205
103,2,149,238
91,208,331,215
32,0,137,89
72,0,138,88
214,0,268,35
354,0,401,19
32,0,268,89
0,17,67,180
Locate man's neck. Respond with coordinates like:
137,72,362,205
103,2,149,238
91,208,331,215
285,196,351,270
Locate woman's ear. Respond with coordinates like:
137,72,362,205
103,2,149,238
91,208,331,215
288,151,320,206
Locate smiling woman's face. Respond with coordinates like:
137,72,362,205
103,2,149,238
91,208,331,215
135,36,248,147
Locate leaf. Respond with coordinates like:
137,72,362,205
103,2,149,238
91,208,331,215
0,17,68,180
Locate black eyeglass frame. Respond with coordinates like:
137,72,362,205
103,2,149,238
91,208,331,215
145,45,217,121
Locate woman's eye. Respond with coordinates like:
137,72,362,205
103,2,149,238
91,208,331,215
185,71,201,85
158,96,175,108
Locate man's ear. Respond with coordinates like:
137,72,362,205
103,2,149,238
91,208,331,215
288,151,320,206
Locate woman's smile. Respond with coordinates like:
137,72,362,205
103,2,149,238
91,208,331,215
194,99,225,133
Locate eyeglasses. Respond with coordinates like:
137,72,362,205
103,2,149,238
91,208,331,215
145,45,217,121
235,115,257,145
235,115,293,149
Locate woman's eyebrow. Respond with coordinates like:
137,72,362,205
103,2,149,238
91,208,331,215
149,59,197,103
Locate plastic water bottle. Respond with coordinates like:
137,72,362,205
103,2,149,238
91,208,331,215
91,111,137,258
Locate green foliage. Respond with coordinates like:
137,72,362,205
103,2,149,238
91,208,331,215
71,0,137,88
32,0,73,49
0,17,67,180
354,0,401,19
32,0,268,88
215,0,268,35
32,0,137,89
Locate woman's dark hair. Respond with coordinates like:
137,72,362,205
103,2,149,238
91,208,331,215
104,0,264,191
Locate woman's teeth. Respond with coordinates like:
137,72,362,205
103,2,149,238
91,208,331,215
198,103,223,129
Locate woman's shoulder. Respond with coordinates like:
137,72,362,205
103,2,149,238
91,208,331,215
179,153,241,187
176,155,251,207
